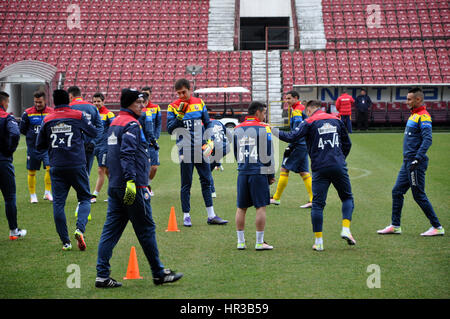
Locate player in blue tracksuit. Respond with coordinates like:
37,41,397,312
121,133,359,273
377,87,444,237
95,89,182,288
271,91,313,208
90,92,115,202
167,78,227,227
0,91,27,240
142,87,161,196
19,91,54,203
233,101,275,250
36,90,97,251
274,100,355,251
204,119,231,197
138,92,158,172
67,86,103,175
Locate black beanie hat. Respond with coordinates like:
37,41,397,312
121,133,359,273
53,89,70,106
120,88,143,108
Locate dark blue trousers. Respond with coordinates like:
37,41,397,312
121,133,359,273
341,115,352,133
311,165,354,233
209,162,221,193
391,159,441,228
180,157,213,213
0,161,18,230
50,166,91,244
96,187,165,278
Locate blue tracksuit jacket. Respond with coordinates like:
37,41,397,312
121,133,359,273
403,105,433,162
107,109,150,188
167,97,212,156
277,109,351,171
35,105,98,168
69,97,103,146
20,105,54,150
0,106,20,162
233,116,275,178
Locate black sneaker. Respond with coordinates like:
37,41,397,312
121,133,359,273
153,269,183,285
95,277,122,288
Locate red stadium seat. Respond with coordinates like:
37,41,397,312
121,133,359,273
386,102,403,124
371,102,387,124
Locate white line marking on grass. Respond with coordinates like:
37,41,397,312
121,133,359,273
348,167,372,180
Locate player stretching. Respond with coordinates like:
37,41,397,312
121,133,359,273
274,100,355,251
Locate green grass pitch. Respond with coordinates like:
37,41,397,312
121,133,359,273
0,132,449,299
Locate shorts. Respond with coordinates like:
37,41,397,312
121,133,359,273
27,148,50,170
95,148,108,167
149,147,160,166
281,145,309,173
237,174,270,209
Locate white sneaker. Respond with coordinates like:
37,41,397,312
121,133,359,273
255,242,273,250
420,227,445,237
300,202,312,208
9,228,27,240
312,243,324,251
43,192,53,201
377,225,402,235
270,197,280,205
341,229,356,245
30,194,38,204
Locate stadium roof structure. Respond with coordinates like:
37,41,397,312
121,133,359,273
0,60,57,83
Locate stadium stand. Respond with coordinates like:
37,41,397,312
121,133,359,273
0,0,252,107
282,0,449,125
0,0,448,126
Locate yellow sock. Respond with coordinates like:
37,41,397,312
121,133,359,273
273,172,289,200
302,173,313,202
314,232,323,238
44,166,52,192
342,219,351,228
28,170,36,195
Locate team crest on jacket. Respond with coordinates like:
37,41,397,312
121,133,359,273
51,123,72,133
318,123,337,135
239,135,256,146
108,132,118,145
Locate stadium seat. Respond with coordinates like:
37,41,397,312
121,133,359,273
371,102,387,125
387,102,403,124
429,101,448,123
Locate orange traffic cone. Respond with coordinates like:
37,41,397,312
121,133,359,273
123,246,143,280
166,206,180,232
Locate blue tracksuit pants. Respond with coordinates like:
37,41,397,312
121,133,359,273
96,187,165,278
50,166,91,244
0,161,18,230
391,159,441,228
180,157,213,213
311,165,354,233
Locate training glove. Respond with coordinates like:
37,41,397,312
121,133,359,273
124,180,136,205
176,102,188,120
202,139,215,157
283,146,291,159
409,159,419,171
